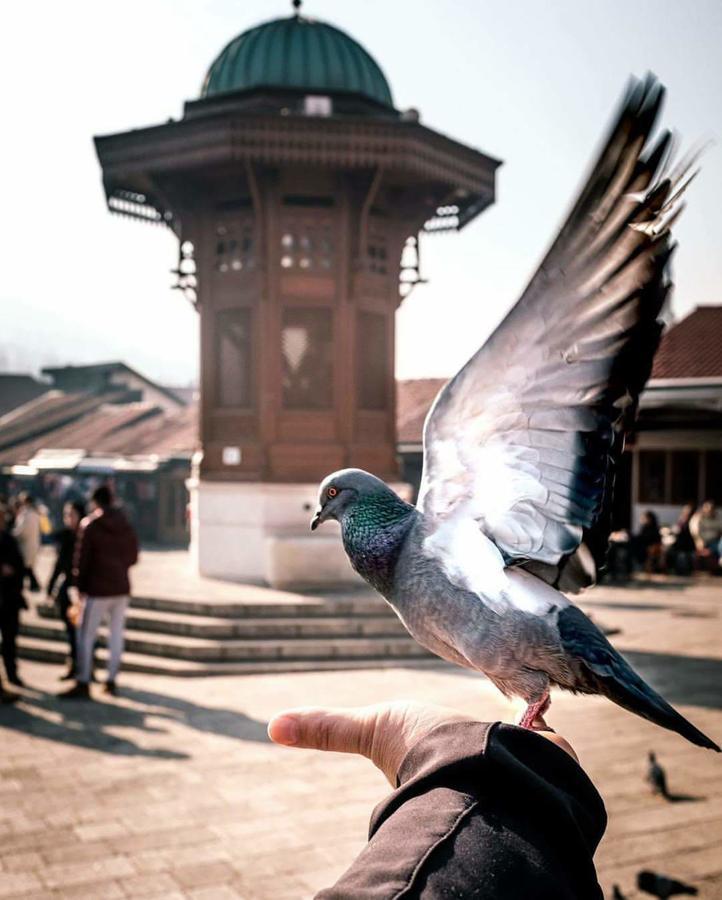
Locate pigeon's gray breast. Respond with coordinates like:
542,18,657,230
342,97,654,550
388,518,573,698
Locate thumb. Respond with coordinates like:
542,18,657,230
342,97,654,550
268,706,375,758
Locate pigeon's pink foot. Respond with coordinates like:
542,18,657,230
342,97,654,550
518,693,551,730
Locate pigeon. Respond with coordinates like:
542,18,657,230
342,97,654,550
311,75,719,752
637,870,698,898
647,751,669,798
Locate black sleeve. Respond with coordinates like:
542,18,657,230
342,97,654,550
316,722,606,900
47,531,70,595
0,533,26,600
47,556,62,595
73,522,92,593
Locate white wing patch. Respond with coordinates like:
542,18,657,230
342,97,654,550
422,423,556,559
423,513,568,618
471,441,550,552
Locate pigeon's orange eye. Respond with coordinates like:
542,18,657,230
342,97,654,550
328,486,338,498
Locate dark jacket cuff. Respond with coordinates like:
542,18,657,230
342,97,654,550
316,721,606,900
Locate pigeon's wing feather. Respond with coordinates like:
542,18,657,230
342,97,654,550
418,76,686,591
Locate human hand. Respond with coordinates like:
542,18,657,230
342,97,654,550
67,594,86,627
268,700,577,786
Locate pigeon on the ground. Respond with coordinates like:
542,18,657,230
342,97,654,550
637,870,698,898
311,76,719,751
647,751,669,798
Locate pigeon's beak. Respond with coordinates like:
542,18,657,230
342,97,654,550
310,505,323,531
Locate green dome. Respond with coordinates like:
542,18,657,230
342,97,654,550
201,13,394,108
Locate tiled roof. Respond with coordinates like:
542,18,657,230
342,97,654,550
41,362,186,407
396,378,446,445
0,375,49,417
0,391,107,452
651,306,722,380
0,397,198,466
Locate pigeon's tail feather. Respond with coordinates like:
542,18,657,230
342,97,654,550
591,656,720,752
558,606,720,752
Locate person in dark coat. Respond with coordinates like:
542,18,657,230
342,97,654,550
667,503,696,575
47,500,86,680
268,701,607,899
0,501,27,689
634,510,664,573
59,485,139,700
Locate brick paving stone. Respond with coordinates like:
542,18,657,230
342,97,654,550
40,856,136,890
3,894,51,900
116,871,181,896
111,826,215,855
55,880,126,900
1,852,44,872
41,840,112,865
74,821,129,841
187,886,246,900
175,843,233,866
127,848,174,874
135,895,187,900
171,861,236,889
0,826,78,856
0,873,44,898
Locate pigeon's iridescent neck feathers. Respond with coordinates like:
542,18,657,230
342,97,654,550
341,492,416,595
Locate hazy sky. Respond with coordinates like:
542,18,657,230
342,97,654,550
2,0,721,386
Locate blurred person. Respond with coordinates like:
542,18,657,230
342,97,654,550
59,486,139,700
607,528,633,581
634,510,664,574
47,500,86,680
690,500,722,572
268,701,606,899
0,501,27,688
667,503,696,576
11,492,42,591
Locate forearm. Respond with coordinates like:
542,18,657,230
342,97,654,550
318,722,606,900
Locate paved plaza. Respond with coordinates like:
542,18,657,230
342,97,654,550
1,577,721,899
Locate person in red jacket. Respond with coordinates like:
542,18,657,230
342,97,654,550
59,485,139,700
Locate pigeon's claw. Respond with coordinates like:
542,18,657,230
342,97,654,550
518,693,552,731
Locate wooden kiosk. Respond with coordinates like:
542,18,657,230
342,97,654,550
94,3,500,583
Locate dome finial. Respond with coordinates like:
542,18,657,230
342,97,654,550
292,0,302,13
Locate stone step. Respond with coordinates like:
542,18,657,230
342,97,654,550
34,603,407,639
19,615,428,662
128,592,392,619
16,635,438,677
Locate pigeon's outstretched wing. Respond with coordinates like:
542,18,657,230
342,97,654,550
418,75,691,592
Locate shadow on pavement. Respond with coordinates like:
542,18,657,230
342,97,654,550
414,650,722,713
0,685,269,758
119,685,270,744
0,695,190,759
582,600,675,612
621,650,722,711
601,578,707,591
664,792,706,803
